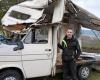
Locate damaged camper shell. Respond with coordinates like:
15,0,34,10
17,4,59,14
0,0,100,80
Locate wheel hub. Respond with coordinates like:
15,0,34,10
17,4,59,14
81,67,90,78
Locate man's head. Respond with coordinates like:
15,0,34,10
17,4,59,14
66,28,74,39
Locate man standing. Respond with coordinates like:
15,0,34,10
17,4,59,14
58,28,82,80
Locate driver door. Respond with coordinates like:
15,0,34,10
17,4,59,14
22,27,53,78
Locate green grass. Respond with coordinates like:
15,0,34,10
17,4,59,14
51,70,100,80
28,70,100,80
88,70,100,80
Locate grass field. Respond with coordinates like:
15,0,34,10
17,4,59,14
52,70,100,80
88,70,100,80
28,70,100,80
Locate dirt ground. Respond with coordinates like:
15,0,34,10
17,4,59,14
28,70,100,80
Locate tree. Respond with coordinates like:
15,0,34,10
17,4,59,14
0,0,25,25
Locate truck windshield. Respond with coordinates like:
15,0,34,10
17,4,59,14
0,35,7,44
0,31,25,45
24,27,48,44
9,10,31,20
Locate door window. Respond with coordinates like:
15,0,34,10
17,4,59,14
24,27,48,44
9,10,31,20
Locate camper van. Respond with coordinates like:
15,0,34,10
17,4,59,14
0,24,94,80
0,0,100,80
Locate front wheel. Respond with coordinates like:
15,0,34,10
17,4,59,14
0,70,22,80
78,66,91,80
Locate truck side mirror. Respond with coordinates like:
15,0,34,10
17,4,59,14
13,47,19,51
13,41,24,51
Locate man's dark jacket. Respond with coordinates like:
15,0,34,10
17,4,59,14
58,36,82,61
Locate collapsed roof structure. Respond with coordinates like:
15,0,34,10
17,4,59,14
65,0,100,31
1,0,100,31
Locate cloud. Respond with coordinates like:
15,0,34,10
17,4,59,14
72,0,100,18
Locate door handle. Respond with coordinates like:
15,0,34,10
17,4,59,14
45,49,51,51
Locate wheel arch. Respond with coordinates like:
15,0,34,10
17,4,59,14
0,67,25,80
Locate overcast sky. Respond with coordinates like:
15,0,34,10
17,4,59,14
72,0,100,18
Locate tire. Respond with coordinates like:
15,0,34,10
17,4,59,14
0,70,22,80
78,66,91,80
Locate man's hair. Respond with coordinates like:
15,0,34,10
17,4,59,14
66,28,74,32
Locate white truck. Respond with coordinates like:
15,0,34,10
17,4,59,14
0,0,98,80
0,25,94,80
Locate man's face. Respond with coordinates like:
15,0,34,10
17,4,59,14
66,29,73,39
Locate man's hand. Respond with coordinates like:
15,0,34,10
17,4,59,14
57,43,63,50
57,43,61,48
